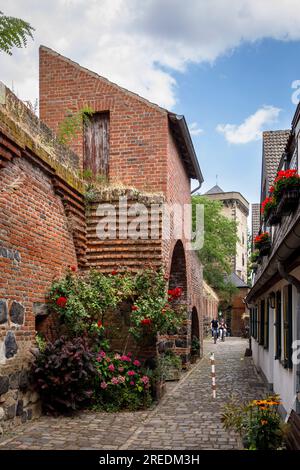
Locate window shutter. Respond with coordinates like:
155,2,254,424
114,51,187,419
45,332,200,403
264,299,269,349
283,285,293,369
275,291,282,360
259,300,265,346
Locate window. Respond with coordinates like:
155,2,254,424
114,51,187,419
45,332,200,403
275,291,282,360
242,254,245,267
283,285,293,369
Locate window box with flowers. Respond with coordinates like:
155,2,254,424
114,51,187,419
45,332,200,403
254,232,271,257
261,195,281,226
273,169,300,216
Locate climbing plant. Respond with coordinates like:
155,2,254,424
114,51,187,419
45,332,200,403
58,106,94,145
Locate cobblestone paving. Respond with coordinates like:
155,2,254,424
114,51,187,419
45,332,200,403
0,338,266,450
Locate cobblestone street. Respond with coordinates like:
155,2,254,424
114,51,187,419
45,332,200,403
0,338,267,450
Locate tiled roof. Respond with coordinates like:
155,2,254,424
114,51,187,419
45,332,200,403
205,184,224,195
226,272,249,288
263,130,290,189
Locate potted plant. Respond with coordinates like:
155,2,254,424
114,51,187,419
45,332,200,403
249,250,260,272
261,195,281,225
254,232,271,257
272,169,300,215
158,350,182,381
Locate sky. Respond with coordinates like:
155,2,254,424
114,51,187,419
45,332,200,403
1,0,300,205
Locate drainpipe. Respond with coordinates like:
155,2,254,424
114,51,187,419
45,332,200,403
277,261,300,414
191,181,202,195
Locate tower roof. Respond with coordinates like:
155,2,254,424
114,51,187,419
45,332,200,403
205,185,224,195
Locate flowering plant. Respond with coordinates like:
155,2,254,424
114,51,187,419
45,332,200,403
273,169,300,200
222,395,286,450
254,232,270,249
129,270,184,341
261,196,276,218
94,350,152,411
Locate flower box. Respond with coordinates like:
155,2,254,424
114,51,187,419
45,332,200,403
266,207,281,226
276,188,300,216
259,241,271,256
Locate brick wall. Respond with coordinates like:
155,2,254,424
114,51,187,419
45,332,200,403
39,47,168,193
39,46,204,364
0,85,81,432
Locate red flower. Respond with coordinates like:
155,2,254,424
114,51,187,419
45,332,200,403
111,270,118,275
141,318,151,326
56,296,67,308
274,169,299,183
97,320,103,328
70,265,77,272
269,186,275,194
261,196,275,215
168,287,183,299
131,305,138,311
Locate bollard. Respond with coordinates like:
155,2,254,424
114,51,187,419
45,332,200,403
210,352,216,399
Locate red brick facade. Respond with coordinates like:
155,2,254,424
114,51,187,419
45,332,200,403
39,46,204,363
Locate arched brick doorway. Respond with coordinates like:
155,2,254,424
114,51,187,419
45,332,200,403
168,240,187,302
165,240,190,366
191,307,200,360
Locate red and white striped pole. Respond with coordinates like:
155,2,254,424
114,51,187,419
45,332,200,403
210,352,216,399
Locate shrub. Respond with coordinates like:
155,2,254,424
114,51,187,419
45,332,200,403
32,336,96,413
222,395,286,450
93,350,152,411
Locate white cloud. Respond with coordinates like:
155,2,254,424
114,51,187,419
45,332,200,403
189,122,204,136
1,1,300,108
216,105,281,144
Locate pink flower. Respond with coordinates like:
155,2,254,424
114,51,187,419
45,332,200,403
108,364,115,372
99,350,106,358
127,370,136,376
118,376,125,383
133,360,141,367
118,367,124,372
106,357,111,363
127,352,133,357
121,355,131,362
100,381,107,389
141,375,149,385
130,381,135,386
111,377,119,385
114,353,121,360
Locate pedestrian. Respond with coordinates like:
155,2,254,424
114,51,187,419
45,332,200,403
211,318,219,344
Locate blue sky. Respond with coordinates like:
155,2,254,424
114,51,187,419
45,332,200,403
173,39,300,203
1,1,300,206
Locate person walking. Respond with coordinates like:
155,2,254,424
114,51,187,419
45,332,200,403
211,318,219,344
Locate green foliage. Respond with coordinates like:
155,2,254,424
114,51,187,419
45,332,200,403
0,11,34,55
58,106,93,145
157,351,182,381
222,395,286,450
129,269,185,341
191,335,200,354
32,336,95,413
48,268,182,344
35,333,46,352
192,196,238,303
93,351,152,411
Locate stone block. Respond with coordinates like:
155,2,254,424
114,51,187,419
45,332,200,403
9,372,19,389
19,370,29,390
0,300,8,324
0,407,4,420
5,404,16,420
16,400,23,416
10,301,25,325
0,376,9,395
5,331,18,358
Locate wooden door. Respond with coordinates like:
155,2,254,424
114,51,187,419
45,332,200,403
84,112,109,177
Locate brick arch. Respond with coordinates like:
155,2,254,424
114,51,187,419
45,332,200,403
168,240,187,302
